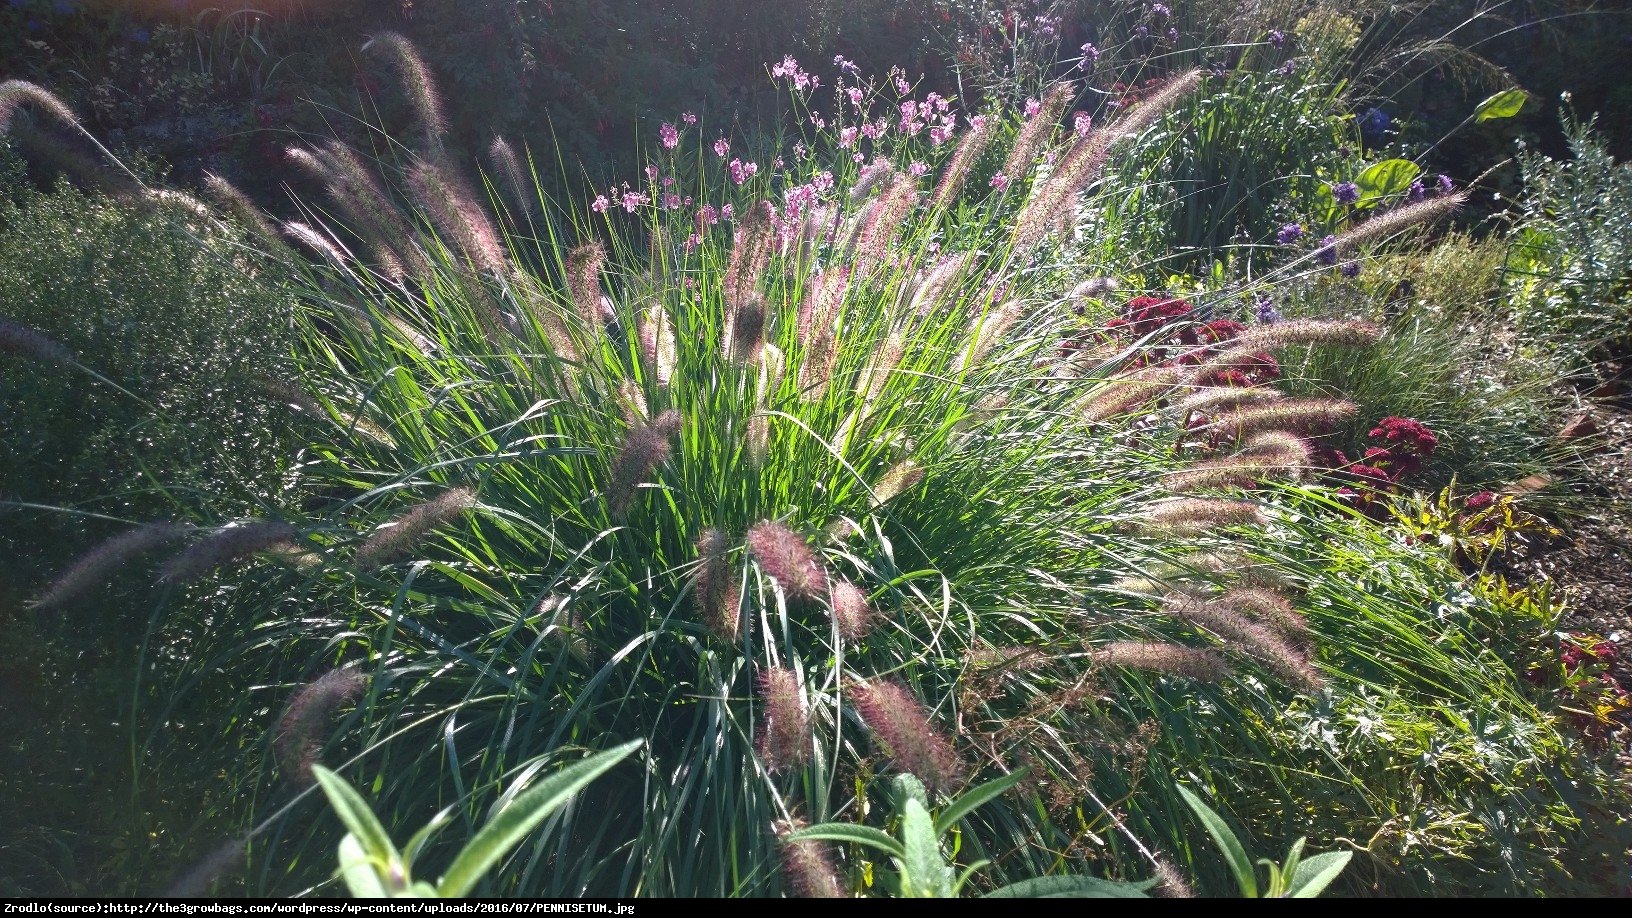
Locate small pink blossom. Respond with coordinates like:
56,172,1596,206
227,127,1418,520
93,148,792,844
728,158,759,185
838,126,859,149
660,122,679,150
861,121,882,140
969,114,989,131
663,193,682,209
591,194,610,213
834,55,858,74
811,114,826,130
894,74,912,95
812,171,835,193
621,192,646,213
852,152,864,163
713,136,731,158
699,203,719,225
990,172,1010,191
1073,111,1092,137
684,233,701,252
793,142,808,158
682,111,697,125
1024,97,1041,118
846,87,864,106
645,164,659,182
908,161,928,177
662,176,675,187
721,203,735,221
929,126,950,145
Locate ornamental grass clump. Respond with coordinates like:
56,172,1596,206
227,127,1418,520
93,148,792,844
104,46,1624,898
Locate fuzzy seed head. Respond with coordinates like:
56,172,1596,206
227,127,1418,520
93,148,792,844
607,410,681,518
775,819,846,898
693,528,740,641
565,241,612,328
1090,641,1233,681
850,678,964,791
406,159,508,275
929,118,995,211
1001,80,1076,179
1134,498,1267,535
160,521,298,583
756,667,810,771
829,578,876,641
1210,399,1356,441
0,317,73,365
1170,594,1322,692
1231,319,1383,352
34,523,192,609
0,80,79,134
364,32,448,156
747,520,827,602
354,487,476,569
1333,192,1468,253
870,460,924,508
273,667,367,784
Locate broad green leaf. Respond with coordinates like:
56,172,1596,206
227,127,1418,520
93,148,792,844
1178,785,1257,898
436,740,640,897
897,797,953,897
984,876,1156,898
933,769,1027,836
892,772,930,813
336,833,389,899
1355,159,1421,201
314,766,400,866
1474,89,1528,122
785,822,908,857
1287,851,1353,898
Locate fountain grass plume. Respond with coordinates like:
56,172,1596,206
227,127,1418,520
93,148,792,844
694,527,739,640
281,221,352,270
160,520,299,583
1230,319,1382,352
725,293,767,364
406,158,508,275
747,520,828,603
273,666,367,784
1153,858,1196,898
565,241,612,328
774,819,846,898
1333,191,1468,254
849,160,897,203
724,200,776,314
929,117,995,212
1001,80,1075,180
354,486,477,569
1209,398,1356,441
0,80,79,135
855,174,920,269
850,677,965,792
1224,585,1310,643
869,460,923,508
829,578,876,641
202,172,285,250
856,332,905,404
363,32,448,158
487,136,533,218
34,522,193,609
1133,498,1267,535
638,303,677,385
1089,640,1233,682
1160,449,1305,492
907,253,971,317
1068,276,1120,302
1170,594,1323,693
756,666,810,771
1176,385,1283,415
955,299,1023,372
1013,69,1201,250
607,409,683,518
1,317,73,366
1080,368,1181,422
318,141,424,277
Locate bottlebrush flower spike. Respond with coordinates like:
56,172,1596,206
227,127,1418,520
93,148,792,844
363,32,448,157
1332,192,1468,254
487,136,532,217
354,487,477,569
1089,641,1233,681
1209,399,1356,441
1001,80,1075,179
0,80,79,134
1160,452,1301,492
1153,858,1197,898
407,159,508,275
1169,594,1323,692
756,667,810,771
565,241,612,329
725,293,767,364
849,160,898,202
747,520,827,602
829,578,876,640
160,520,300,583
774,819,846,898
856,332,905,404
273,667,367,784
929,116,995,211
855,176,920,269
202,172,284,250
869,460,924,508
907,253,971,317
1080,368,1181,421
1176,385,1283,415
1133,498,1267,535
956,300,1023,372
638,303,677,386
850,678,964,791
1067,276,1120,303
34,522,192,609
0,318,73,365
1237,430,1312,464
1224,586,1310,644
694,528,739,640
1230,319,1382,352
724,200,777,312
316,142,422,279
281,221,352,270
607,410,682,518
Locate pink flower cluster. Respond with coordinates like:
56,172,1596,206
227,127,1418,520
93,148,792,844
728,158,759,185
770,55,819,92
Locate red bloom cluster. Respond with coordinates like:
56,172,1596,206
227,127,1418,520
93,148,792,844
1065,297,1274,382
1366,416,1438,477
1316,415,1441,517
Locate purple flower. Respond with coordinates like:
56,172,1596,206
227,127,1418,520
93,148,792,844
698,203,718,225
1358,107,1391,138
1315,234,1338,265
1152,3,1171,18
663,193,682,209
838,126,858,149
1277,58,1297,75
591,194,609,213
1269,29,1286,49
1276,223,1304,245
908,161,928,177
1331,181,1360,205
1436,173,1455,194
1073,111,1092,136
1167,27,1179,42
1254,295,1284,324
846,86,864,106
660,122,679,150
682,111,697,125
1407,179,1426,202
1024,97,1041,118
645,163,659,182
835,55,859,74
1340,261,1361,278
721,203,734,221
622,192,646,213
728,158,758,185
713,136,730,158
1135,24,1150,40
990,172,1010,191
1079,42,1100,70
929,125,950,145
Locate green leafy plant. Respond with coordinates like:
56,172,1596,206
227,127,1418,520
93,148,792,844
1176,785,1350,898
313,741,641,898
